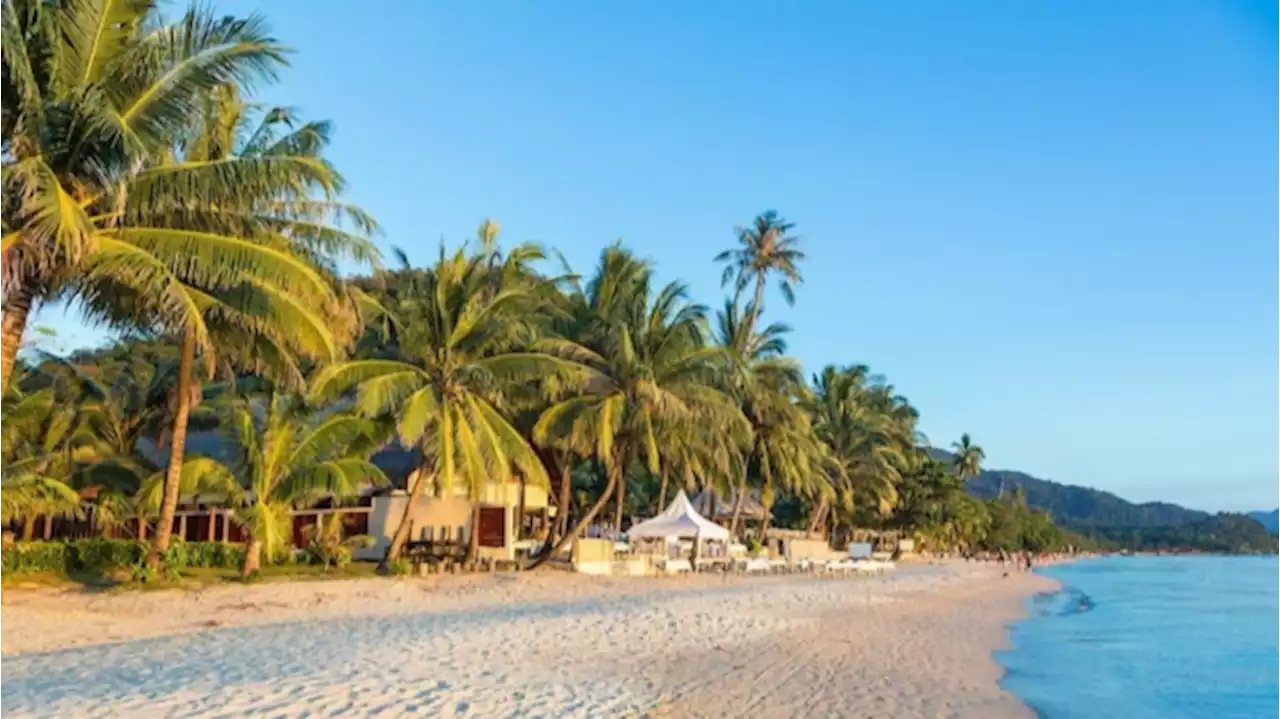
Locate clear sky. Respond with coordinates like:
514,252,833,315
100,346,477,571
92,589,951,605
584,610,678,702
34,1,1278,511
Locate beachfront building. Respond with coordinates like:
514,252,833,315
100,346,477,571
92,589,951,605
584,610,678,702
358,469,551,563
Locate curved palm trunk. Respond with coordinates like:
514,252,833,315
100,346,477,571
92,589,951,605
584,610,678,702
464,504,481,565
380,468,429,571
525,455,620,570
555,460,571,539
613,472,626,532
728,465,749,538
1,286,34,395
806,498,828,536
656,467,669,514
242,536,263,577
147,330,196,568
22,516,36,541
516,475,526,540
748,274,767,329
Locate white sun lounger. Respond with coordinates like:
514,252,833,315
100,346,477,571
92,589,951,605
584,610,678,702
852,560,894,575
662,558,692,574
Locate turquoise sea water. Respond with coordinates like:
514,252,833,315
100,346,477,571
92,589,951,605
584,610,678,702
999,556,1279,719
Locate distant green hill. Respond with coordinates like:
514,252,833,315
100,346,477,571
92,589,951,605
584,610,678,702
930,449,1276,553
964,468,1208,528
928,449,1208,527
1249,509,1279,534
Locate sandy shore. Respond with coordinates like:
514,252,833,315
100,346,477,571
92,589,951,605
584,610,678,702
1,561,1057,718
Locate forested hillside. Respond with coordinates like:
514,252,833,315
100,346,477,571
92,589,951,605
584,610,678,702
927,451,1275,553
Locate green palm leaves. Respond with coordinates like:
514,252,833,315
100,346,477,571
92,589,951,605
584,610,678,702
714,210,804,328
313,247,582,564
140,392,388,574
534,246,748,534
807,365,917,525
951,433,986,481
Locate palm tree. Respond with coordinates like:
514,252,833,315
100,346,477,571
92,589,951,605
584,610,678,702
311,246,578,568
714,211,804,330
806,365,917,535
532,246,748,560
951,433,985,482
2,2,379,564
138,392,387,575
0,384,85,538
712,299,809,536
1,1,296,391
1,474,81,540
117,91,378,567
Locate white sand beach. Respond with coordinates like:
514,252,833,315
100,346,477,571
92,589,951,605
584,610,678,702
1,562,1057,718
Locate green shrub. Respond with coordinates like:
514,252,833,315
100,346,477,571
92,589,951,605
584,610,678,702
1,541,70,575
72,538,145,571
1,538,248,578
385,557,412,576
181,540,244,569
130,562,158,584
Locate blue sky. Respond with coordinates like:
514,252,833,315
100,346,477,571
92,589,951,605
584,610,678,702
34,1,1277,510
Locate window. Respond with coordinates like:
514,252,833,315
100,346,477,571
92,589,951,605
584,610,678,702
420,526,433,541
438,526,449,541
456,526,466,544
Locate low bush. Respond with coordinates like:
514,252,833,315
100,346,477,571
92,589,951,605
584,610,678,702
1,541,71,574
1,538,248,578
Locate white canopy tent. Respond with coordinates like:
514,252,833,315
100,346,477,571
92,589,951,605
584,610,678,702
627,490,729,541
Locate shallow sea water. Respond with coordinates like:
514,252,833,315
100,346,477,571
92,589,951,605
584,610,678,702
999,556,1279,719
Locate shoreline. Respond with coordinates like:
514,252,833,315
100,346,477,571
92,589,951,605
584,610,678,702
2,562,1058,717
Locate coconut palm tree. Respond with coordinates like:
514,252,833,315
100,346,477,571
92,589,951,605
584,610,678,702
806,365,918,535
0,384,86,538
138,392,388,575
712,298,809,536
714,211,804,330
951,433,986,482
0,0,297,391
115,91,378,567
311,246,580,568
2,2,379,564
532,246,749,560
0,465,80,542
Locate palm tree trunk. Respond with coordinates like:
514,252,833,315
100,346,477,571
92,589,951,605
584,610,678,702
525,455,620,570
381,468,429,570
1,285,34,395
242,536,263,577
147,330,196,568
613,471,626,532
747,273,766,329
464,503,481,565
22,516,36,541
516,475,526,540
807,498,828,535
656,467,669,514
555,460,571,539
728,466,749,537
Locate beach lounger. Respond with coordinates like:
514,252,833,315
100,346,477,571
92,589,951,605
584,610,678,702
824,559,859,575
662,558,692,574
852,560,893,575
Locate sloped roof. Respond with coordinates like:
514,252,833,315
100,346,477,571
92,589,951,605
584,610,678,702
626,490,730,541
